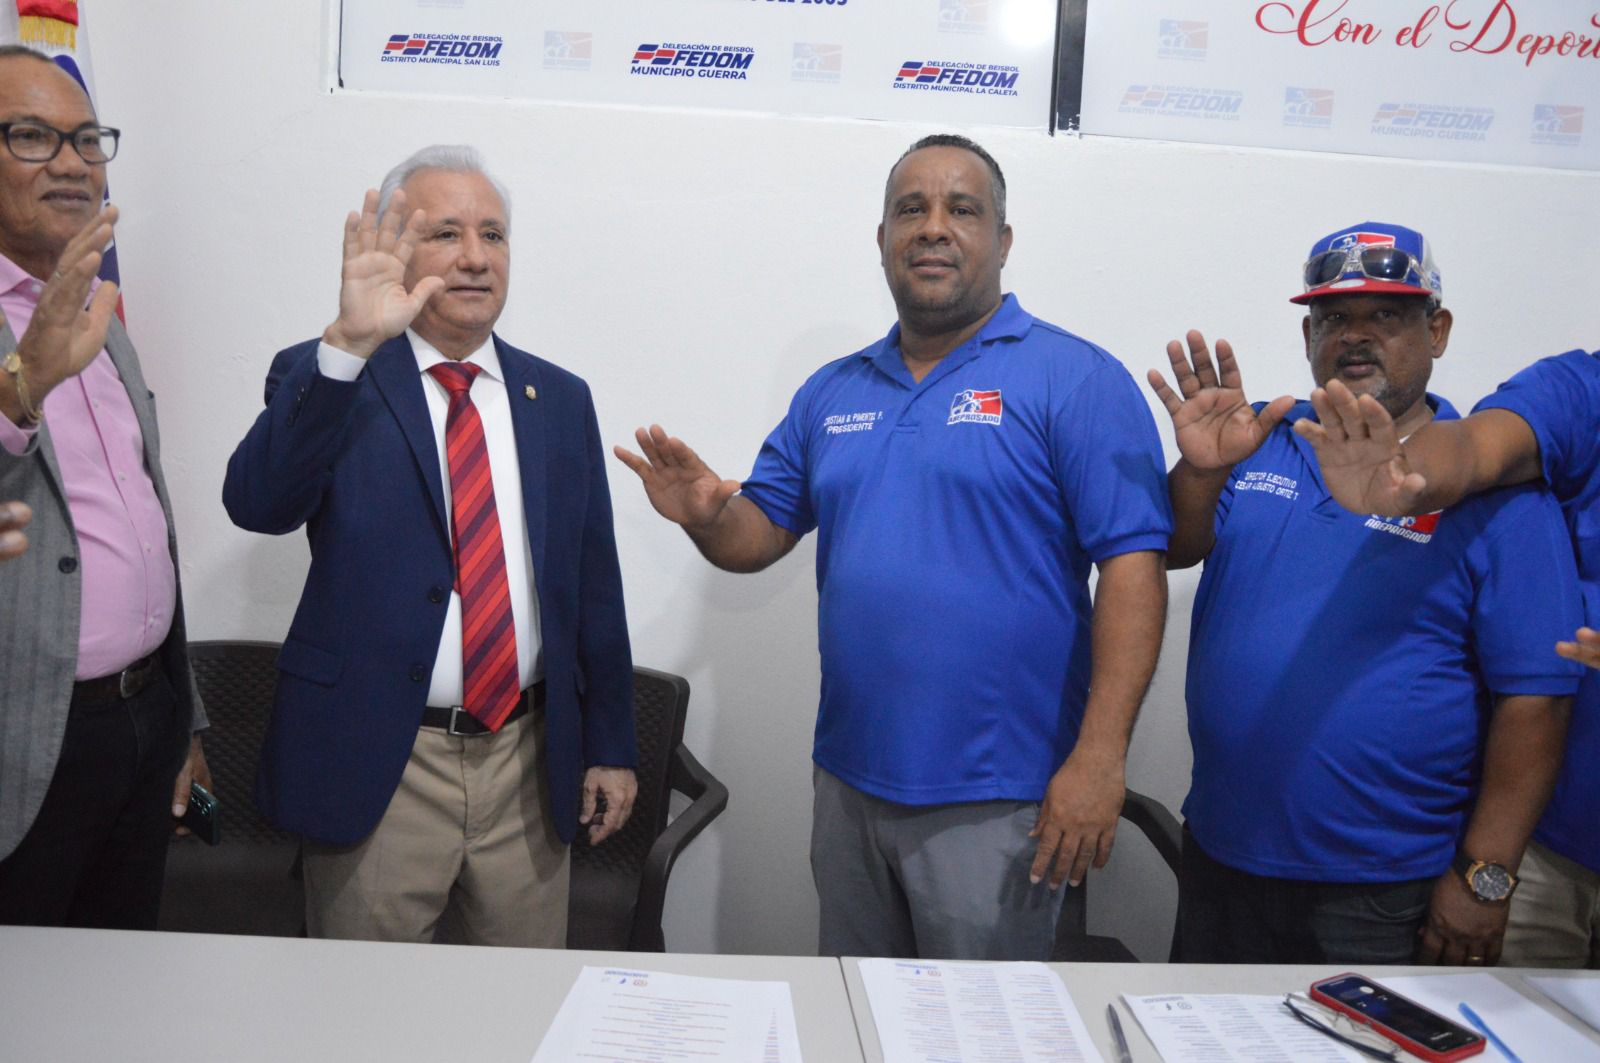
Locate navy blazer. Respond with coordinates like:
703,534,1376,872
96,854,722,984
223,333,635,846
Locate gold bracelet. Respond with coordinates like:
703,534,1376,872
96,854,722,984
1,350,42,426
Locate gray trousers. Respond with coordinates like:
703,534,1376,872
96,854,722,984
810,766,1061,960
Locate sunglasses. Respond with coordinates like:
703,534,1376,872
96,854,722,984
1302,244,1428,293
1282,993,1399,1061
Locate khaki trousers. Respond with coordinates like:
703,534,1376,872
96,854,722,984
1503,839,1600,969
303,708,570,947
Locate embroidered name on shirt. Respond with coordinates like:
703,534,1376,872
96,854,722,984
1364,512,1441,544
1235,470,1300,502
948,388,1003,425
824,410,883,434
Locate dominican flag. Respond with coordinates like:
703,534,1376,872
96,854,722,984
3,1,122,314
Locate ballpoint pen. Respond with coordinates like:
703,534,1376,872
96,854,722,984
1458,1002,1522,1063
1106,1002,1134,1063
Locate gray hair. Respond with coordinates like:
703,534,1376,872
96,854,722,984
376,144,511,226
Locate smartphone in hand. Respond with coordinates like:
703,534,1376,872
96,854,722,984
179,781,221,846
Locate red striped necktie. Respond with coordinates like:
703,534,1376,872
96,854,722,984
427,361,521,732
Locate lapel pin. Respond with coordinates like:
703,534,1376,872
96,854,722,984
524,385,537,401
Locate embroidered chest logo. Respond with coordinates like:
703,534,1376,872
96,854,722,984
1364,512,1442,544
1234,470,1300,502
948,388,1003,426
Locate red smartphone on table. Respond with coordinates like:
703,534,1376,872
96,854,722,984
1309,974,1485,1062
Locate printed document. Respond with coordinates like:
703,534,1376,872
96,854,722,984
531,966,802,1062
858,958,1102,1062
1122,993,1363,1062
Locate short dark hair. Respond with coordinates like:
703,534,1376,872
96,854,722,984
883,133,1007,227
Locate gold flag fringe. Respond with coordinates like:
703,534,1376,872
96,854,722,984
18,15,75,50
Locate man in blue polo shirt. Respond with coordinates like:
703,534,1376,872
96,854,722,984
615,134,1171,960
1148,221,1582,966
1300,331,1600,969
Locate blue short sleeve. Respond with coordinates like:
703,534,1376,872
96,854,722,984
1469,485,1585,695
742,379,818,539
1474,351,1600,503
1051,361,1172,561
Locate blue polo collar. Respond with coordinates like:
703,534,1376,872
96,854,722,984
866,292,1032,384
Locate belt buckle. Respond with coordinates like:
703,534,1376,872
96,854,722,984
446,706,482,737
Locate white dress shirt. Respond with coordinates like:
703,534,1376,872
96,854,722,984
317,332,542,708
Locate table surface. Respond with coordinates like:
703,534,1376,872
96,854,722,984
0,926,868,1063
3,926,1597,1063
842,958,1600,1062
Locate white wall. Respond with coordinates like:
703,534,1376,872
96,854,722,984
89,2,1597,960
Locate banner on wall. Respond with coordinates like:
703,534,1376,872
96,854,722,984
1080,1,1599,171
337,0,1058,131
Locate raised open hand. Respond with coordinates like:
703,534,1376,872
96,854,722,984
321,188,445,359
612,425,741,531
1295,379,1428,515
11,205,120,407
1147,330,1293,471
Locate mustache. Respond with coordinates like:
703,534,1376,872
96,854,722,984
1336,347,1382,368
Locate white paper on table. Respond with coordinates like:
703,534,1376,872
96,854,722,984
530,966,803,1063
1524,975,1600,1037
1382,973,1597,1062
1121,993,1364,1062
858,958,1103,1062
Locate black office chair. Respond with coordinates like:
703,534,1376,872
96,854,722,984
158,640,306,937
566,667,728,952
1049,788,1182,962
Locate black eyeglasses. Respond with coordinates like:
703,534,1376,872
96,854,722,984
1282,994,1399,1061
1302,244,1425,293
0,121,119,164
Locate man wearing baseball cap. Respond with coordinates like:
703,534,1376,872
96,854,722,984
1147,222,1583,965
1298,253,1600,970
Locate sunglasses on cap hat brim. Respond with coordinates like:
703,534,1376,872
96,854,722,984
1292,244,1436,304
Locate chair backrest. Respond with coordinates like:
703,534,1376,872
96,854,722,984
569,667,689,877
184,640,294,846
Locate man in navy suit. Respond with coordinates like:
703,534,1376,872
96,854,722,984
224,146,637,946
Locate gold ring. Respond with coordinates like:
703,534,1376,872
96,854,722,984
1467,955,1484,962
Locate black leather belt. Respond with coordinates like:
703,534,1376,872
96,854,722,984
72,653,160,706
421,680,545,736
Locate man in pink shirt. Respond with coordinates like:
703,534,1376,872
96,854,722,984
0,46,209,929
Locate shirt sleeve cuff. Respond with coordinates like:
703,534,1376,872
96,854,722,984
739,483,812,540
0,411,38,456
316,342,367,382
1088,531,1173,564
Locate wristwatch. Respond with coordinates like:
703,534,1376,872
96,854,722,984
1,349,41,425
1452,853,1518,903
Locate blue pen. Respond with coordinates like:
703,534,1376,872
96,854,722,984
1458,1002,1522,1063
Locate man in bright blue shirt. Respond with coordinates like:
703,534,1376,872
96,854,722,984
1302,338,1600,969
616,135,1171,960
1149,222,1582,966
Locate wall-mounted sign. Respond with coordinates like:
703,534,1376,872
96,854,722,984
1079,1,1598,171
339,0,1060,131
